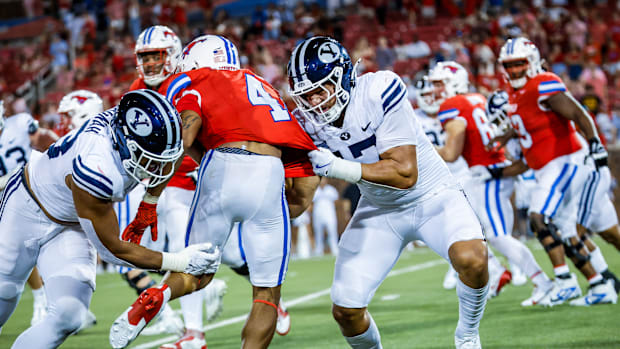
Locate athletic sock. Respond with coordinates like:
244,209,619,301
179,290,204,331
344,313,382,349
455,279,488,339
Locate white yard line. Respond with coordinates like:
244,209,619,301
133,258,446,349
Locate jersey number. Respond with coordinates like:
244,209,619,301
509,114,533,149
47,123,87,159
0,147,27,176
245,74,291,122
471,108,495,146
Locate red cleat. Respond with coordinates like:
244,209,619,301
110,285,172,349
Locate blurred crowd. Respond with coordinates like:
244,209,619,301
2,0,620,147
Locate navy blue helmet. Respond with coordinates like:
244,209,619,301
486,90,512,134
288,36,356,126
112,89,183,187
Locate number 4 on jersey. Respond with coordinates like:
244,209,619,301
245,74,291,122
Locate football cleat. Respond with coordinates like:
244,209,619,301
110,285,171,349
443,266,458,290
141,303,184,336
276,300,291,336
537,273,581,307
160,329,206,349
520,282,554,307
569,279,618,306
204,278,227,322
455,333,481,349
510,264,527,286
488,269,512,299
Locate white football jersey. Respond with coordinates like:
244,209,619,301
294,71,454,207
0,113,37,177
28,108,139,222
414,108,470,179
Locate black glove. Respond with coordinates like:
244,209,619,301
587,138,608,170
487,167,504,180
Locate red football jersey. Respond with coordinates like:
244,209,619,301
507,72,582,170
128,78,149,91
438,93,506,167
167,68,317,178
129,77,198,190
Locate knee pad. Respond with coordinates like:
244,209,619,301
0,281,21,301
51,296,87,334
231,263,250,277
531,218,563,253
563,238,590,269
122,271,155,295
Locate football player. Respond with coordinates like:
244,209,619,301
0,90,218,348
414,78,509,293
488,89,620,295
110,35,318,349
54,90,105,332
496,37,617,306
288,36,489,348
429,62,554,305
0,98,59,328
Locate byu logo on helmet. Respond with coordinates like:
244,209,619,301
127,108,153,136
318,42,340,63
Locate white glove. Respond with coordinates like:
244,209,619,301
308,148,362,183
161,243,221,275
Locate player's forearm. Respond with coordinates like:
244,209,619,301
436,146,460,163
361,160,417,189
285,175,320,218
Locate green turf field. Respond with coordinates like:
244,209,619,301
1,238,618,348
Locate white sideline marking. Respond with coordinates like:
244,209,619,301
133,259,445,349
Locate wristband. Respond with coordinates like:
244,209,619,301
332,158,362,183
143,192,160,205
161,252,188,272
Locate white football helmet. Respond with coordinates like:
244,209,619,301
58,90,104,129
428,61,469,107
178,35,240,73
498,37,542,89
0,100,4,131
135,25,182,87
415,76,438,115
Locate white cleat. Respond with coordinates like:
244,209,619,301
521,282,554,307
455,334,481,349
569,279,618,306
510,264,527,286
443,266,458,290
537,273,581,307
31,297,47,326
276,300,291,336
204,278,227,322
141,303,184,336
110,285,171,349
160,329,206,349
